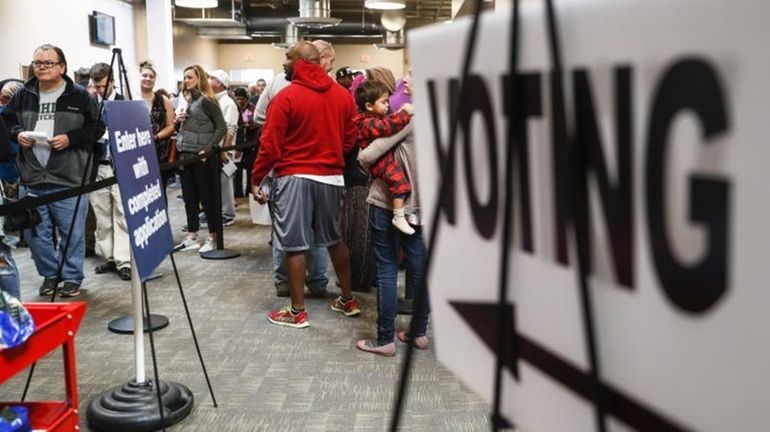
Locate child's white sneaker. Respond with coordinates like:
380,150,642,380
392,215,415,235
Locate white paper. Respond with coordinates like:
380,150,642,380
26,131,49,146
249,195,271,225
174,97,188,117
221,157,237,178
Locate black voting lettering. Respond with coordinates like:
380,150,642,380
460,75,499,239
450,301,690,431
574,67,634,289
551,70,573,268
646,58,730,313
426,57,730,313
502,73,540,252
427,79,460,226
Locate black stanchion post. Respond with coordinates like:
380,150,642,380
544,0,607,429
200,146,240,260
169,252,219,406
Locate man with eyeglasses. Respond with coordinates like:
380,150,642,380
1,44,104,298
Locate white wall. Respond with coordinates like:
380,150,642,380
134,4,149,68
216,43,286,75
173,22,219,88
0,0,138,92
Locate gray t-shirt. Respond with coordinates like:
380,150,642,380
33,83,66,167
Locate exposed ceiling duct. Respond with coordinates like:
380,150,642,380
287,0,341,29
246,16,382,38
375,10,405,50
376,29,405,50
174,0,451,42
272,24,304,49
198,26,251,40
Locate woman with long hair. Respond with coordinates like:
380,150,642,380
175,65,226,253
138,60,176,191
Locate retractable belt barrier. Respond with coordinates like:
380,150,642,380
0,138,259,217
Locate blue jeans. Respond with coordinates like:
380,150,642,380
370,205,430,344
0,243,20,299
21,184,89,285
273,244,329,293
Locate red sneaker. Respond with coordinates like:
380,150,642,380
267,306,310,328
330,296,361,317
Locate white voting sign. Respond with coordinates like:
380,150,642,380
410,0,770,430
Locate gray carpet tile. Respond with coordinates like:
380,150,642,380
0,184,490,431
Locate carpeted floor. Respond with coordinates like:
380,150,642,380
0,184,490,431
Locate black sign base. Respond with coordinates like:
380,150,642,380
200,249,241,260
87,379,194,432
108,314,170,334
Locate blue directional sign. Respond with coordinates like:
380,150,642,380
104,100,173,281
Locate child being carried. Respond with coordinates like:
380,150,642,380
354,80,415,235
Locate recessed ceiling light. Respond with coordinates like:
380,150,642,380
365,0,406,11
175,0,218,9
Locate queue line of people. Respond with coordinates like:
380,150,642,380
0,40,430,358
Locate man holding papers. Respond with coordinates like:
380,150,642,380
1,44,104,298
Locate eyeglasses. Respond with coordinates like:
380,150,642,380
31,61,61,69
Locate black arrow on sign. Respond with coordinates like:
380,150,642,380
450,301,693,432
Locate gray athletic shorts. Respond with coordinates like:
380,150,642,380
271,176,345,252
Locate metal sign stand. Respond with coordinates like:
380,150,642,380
86,48,197,432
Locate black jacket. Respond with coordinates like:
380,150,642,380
1,74,104,188
0,117,13,162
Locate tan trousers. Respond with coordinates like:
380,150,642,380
89,164,131,270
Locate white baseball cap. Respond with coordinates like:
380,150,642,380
209,69,230,89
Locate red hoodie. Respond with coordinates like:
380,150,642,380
252,59,357,186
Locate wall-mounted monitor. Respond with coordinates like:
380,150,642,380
89,11,115,46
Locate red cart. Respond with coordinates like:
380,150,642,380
0,302,87,431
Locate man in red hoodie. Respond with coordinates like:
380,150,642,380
252,41,360,329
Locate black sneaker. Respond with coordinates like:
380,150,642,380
39,278,58,296
118,267,132,281
59,282,81,298
95,261,117,274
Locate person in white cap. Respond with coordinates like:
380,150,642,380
205,69,239,252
